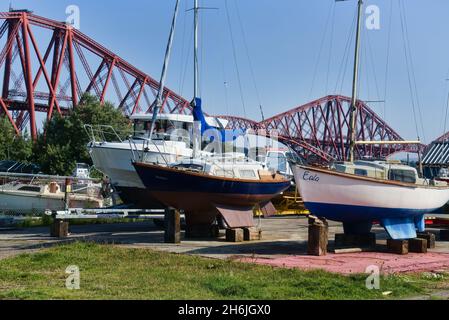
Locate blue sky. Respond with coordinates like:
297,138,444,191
5,0,449,143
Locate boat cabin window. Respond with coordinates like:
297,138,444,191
18,186,41,192
388,169,416,184
354,169,368,176
239,169,257,179
266,153,287,173
174,163,204,171
215,170,235,178
286,151,302,165
133,119,192,139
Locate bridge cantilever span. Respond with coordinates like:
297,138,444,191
0,12,422,161
0,11,192,140
220,95,426,162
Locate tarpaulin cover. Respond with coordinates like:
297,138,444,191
214,204,255,228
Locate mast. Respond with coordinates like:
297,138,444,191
192,0,200,158
194,0,199,100
349,0,363,163
148,0,180,141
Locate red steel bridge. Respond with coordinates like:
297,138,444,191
0,11,423,162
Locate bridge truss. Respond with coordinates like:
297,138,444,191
0,11,423,162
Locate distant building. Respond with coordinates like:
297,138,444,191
422,141,449,178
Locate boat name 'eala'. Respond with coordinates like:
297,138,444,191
302,171,320,182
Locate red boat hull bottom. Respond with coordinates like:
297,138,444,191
150,191,270,229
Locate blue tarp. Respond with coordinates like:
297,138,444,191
192,97,245,142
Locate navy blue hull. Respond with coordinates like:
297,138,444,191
114,186,164,209
132,162,291,221
304,201,438,239
304,202,438,222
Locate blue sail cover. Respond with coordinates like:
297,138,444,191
192,98,245,142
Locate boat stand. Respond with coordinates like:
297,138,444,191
164,208,181,244
225,227,262,242
48,208,181,243
307,216,328,256
334,233,376,248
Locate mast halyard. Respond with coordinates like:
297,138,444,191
349,0,364,163
148,0,181,141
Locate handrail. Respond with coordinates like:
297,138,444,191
84,124,127,143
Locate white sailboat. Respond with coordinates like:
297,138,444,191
132,0,291,233
86,0,228,207
292,0,449,239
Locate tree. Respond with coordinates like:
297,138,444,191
0,117,32,161
33,94,131,175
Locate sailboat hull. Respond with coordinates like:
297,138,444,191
133,162,291,226
293,165,449,239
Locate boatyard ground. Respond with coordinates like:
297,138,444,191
1,216,449,299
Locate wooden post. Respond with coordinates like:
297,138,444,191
164,208,181,244
243,227,262,241
387,239,408,255
50,219,69,238
307,215,328,256
409,238,428,253
226,228,244,242
417,232,436,249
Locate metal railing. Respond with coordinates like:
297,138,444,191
84,124,129,143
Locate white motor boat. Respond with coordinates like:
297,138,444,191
0,181,103,214
87,113,227,207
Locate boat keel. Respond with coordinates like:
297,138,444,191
381,214,425,240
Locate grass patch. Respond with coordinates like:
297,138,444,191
0,242,444,300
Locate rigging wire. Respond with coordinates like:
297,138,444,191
325,3,336,94
233,0,264,119
398,0,424,141
443,80,449,134
382,0,394,121
179,20,194,97
361,34,370,102
366,31,382,103
200,1,204,97
308,2,334,99
439,67,449,133
400,0,426,142
334,7,357,94
177,0,189,94
224,0,247,118
216,7,230,115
